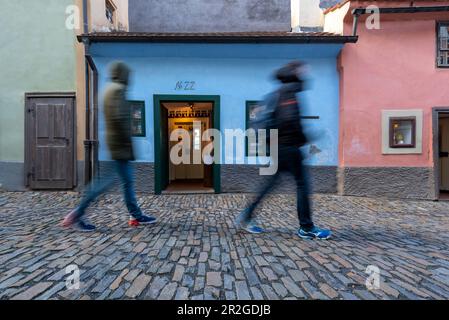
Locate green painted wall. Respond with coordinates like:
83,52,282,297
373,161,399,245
0,0,77,161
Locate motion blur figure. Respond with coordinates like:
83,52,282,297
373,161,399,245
62,61,157,232
235,61,331,240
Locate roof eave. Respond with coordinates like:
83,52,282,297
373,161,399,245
77,34,358,44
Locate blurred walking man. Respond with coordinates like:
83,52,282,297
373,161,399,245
62,61,157,232
235,61,331,240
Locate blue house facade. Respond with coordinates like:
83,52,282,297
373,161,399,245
80,33,356,194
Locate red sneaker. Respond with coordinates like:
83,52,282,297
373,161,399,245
128,215,157,227
62,210,79,228
128,219,140,227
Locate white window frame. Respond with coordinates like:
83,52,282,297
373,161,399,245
382,110,423,154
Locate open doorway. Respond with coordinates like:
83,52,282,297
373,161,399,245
165,101,213,193
154,95,221,195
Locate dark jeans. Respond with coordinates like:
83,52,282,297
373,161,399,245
243,146,314,230
74,160,142,220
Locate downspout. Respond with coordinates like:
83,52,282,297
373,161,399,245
352,12,360,37
82,0,92,185
86,55,99,179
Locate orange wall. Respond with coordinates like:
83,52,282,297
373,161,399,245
339,4,449,168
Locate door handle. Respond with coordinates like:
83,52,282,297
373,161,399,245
440,151,449,158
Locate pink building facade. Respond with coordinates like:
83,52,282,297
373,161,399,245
329,0,449,199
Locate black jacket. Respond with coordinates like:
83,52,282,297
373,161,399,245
272,64,308,148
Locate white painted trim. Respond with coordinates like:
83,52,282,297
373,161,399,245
381,109,423,154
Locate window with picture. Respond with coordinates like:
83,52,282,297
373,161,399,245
389,117,416,148
382,110,423,155
437,22,449,67
130,101,146,137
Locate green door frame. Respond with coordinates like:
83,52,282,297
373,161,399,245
153,94,221,195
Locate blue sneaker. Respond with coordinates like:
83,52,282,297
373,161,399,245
74,220,96,233
243,224,265,234
298,226,331,240
235,209,264,234
129,214,157,227
235,209,251,226
62,210,95,232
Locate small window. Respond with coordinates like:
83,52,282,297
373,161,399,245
246,101,270,157
105,0,116,25
130,101,145,137
389,117,416,148
437,22,449,67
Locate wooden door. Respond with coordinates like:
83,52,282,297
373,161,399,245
440,117,449,191
25,93,75,189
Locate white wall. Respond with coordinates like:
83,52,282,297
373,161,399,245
89,0,128,32
323,1,350,35
291,0,300,30
291,0,324,31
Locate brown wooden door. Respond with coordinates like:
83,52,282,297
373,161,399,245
25,93,75,189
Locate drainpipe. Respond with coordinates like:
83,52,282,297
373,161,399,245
86,55,99,179
82,0,95,185
351,11,361,37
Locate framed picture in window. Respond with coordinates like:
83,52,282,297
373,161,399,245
130,101,146,137
389,117,416,148
382,110,423,154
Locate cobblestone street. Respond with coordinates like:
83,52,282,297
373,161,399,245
0,191,449,300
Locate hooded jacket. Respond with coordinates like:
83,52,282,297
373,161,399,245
103,61,134,160
271,62,308,148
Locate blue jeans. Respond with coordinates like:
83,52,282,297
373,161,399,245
242,146,314,230
74,160,142,220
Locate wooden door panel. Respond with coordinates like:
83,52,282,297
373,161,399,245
53,104,67,138
36,147,50,181
52,147,68,181
25,94,75,190
36,104,50,138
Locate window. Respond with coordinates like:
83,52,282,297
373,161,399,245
246,101,270,157
382,110,423,154
105,0,116,25
389,117,416,148
130,101,145,137
437,22,449,67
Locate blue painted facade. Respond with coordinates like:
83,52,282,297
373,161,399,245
90,42,342,167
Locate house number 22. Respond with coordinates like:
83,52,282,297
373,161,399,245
175,81,196,91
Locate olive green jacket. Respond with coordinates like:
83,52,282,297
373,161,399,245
103,62,134,161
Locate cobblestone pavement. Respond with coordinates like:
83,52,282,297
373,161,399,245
1,191,449,300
